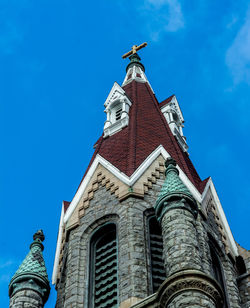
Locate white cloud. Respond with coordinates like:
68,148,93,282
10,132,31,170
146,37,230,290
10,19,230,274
138,0,185,41
0,258,21,283
226,8,250,85
0,260,15,269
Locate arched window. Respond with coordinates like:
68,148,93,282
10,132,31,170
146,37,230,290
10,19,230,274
148,216,166,293
209,242,228,308
89,223,118,308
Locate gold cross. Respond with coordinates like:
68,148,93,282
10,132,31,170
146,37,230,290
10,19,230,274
122,42,147,59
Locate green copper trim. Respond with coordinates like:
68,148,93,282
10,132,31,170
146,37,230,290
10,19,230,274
9,230,50,303
126,53,145,72
155,158,198,221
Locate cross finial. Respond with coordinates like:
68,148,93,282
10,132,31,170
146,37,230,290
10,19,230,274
122,42,147,59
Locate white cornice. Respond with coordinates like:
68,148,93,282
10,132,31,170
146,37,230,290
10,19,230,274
201,178,238,256
104,82,125,107
160,95,184,122
53,145,238,284
52,204,65,284
63,145,202,223
52,145,202,284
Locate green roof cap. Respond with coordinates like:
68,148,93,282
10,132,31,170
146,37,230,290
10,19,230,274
155,158,196,218
126,53,145,72
9,230,50,302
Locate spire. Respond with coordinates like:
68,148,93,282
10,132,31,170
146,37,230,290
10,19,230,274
9,230,50,303
126,53,145,72
122,43,153,90
155,158,197,221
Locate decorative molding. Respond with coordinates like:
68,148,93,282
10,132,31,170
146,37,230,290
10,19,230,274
53,154,167,285
53,145,237,285
67,157,166,229
103,82,132,137
63,145,202,225
158,270,224,308
52,205,64,284
52,145,203,285
157,198,198,223
201,178,238,257
160,95,188,152
122,65,154,93
130,270,224,308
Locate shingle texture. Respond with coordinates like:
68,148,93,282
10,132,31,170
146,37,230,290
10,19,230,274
157,167,193,202
12,241,49,282
70,79,207,212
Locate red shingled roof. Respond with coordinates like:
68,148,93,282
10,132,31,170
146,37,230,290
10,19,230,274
64,79,206,212
159,94,175,109
63,201,71,213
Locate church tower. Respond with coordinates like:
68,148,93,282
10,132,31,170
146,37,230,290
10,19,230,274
52,45,250,308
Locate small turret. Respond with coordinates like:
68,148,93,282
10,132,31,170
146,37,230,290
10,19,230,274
9,230,50,308
155,157,198,221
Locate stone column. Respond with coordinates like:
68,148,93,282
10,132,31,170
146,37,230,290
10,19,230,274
154,158,223,308
9,288,43,308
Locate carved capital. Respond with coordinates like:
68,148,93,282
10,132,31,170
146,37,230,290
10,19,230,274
157,270,223,308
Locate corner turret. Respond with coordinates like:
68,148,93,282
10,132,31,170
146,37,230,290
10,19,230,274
9,230,50,308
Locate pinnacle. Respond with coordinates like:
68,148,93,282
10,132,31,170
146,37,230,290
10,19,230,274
155,158,196,218
9,230,50,302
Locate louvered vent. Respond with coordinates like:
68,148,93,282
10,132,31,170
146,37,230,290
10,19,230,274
149,216,166,293
90,224,118,308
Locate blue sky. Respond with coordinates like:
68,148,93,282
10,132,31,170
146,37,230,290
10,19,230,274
1,0,250,306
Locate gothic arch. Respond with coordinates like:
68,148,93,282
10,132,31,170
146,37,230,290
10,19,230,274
208,234,230,308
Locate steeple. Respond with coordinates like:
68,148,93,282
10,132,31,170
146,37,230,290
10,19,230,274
121,43,153,90
9,230,50,307
126,53,145,73
52,48,245,308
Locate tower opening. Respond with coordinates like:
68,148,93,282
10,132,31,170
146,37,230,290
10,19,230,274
148,216,165,293
89,223,118,308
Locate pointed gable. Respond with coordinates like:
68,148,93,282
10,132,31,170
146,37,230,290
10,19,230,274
85,79,203,192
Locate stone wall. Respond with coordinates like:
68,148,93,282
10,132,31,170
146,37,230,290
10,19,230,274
10,290,43,308
55,170,244,308
237,245,250,307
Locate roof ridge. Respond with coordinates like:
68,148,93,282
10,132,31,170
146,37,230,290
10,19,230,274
143,83,193,179
127,81,137,175
144,82,202,188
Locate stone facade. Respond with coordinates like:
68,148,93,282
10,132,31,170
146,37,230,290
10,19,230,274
54,156,249,308
9,289,43,308
53,54,249,308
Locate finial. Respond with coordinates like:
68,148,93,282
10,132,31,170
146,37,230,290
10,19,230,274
33,229,45,242
122,42,147,59
165,157,177,168
165,157,179,176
